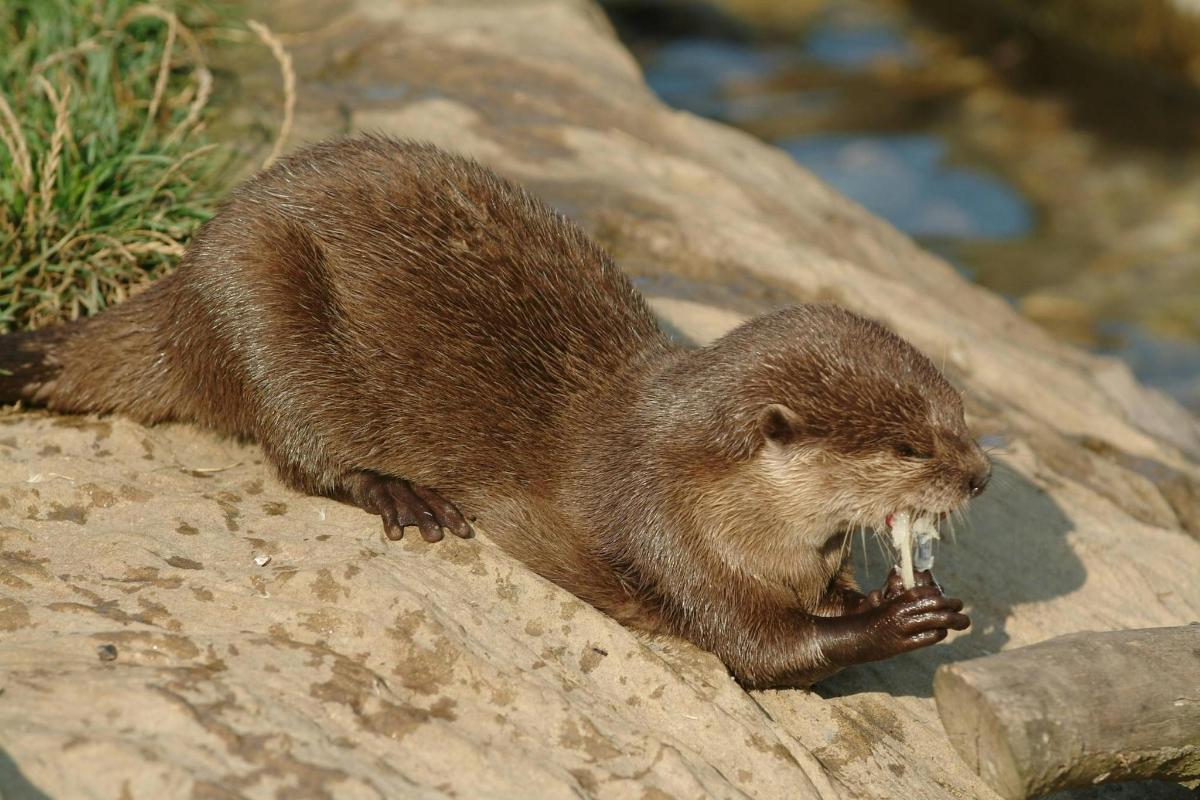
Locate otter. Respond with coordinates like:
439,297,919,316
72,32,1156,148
1,135,988,688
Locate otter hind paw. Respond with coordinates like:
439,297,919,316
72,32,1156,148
346,471,473,542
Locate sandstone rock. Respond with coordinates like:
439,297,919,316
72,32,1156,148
2,1,1199,798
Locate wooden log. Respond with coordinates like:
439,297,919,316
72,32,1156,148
933,625,1200,799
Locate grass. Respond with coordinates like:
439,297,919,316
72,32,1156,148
0,0,239,333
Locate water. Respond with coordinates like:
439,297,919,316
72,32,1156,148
801,2,918,69
611,0,1200,413
779,134,1033,240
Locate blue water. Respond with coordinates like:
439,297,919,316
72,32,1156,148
647,40,839,123
644,35,1034,244
802,5,920,69
645,40,785,120
779,134,1034,240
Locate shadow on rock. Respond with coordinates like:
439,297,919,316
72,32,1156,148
0,747,51,800
817,459,1083,698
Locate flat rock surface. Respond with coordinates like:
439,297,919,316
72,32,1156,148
3,1,1199,798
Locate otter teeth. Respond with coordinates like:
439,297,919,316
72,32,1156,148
887,511,941,589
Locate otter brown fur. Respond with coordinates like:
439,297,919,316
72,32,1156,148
1,135,989,688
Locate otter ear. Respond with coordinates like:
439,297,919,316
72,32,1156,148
759,403,801,447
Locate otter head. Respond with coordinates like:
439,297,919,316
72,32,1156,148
695,304,990,553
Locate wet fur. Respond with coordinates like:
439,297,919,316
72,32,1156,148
0,135,989,687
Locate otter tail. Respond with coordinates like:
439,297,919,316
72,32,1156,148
0,296,182,424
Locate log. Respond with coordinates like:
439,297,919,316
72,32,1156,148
933,625,1200,799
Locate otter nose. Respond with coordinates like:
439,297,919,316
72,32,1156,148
968,462,991,497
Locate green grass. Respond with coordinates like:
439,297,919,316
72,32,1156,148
0,0,235,333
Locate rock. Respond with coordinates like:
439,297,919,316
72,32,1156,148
0,414,838,799
2,1,1199,798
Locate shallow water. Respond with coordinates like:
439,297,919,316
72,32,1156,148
780,133,1033,241
609,0,1200,413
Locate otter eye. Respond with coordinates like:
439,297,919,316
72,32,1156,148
895,443,931,460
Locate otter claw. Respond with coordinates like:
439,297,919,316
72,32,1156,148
346,471,473,541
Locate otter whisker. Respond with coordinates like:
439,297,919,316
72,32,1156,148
857,523,871,582
946,507,962,544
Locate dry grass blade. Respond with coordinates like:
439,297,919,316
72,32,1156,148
146,142,219,202
120,4,212,147
166,65,212,144
0,91,33,194
33,37,102,74
247,19,295,168
34,76,72,224
119,4,179,131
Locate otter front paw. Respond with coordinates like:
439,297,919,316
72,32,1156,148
816,583,969,667
861,586,970,658
345,471,473,542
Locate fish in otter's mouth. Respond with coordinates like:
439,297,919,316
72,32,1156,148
885,510,949,588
